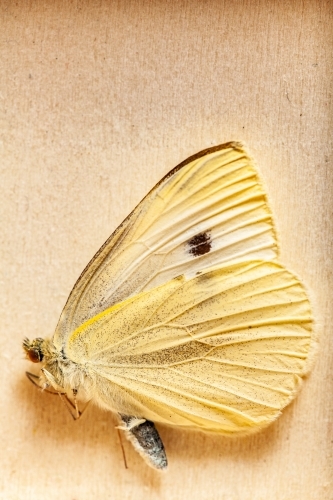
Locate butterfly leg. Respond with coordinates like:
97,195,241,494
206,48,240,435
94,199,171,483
26,372,89,421
72,388,80,420
26,371,56,393
55,389,90,421
118,414,168,470
71,388,91,420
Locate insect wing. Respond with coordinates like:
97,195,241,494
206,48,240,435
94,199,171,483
66,261,313,433
54,143,278,349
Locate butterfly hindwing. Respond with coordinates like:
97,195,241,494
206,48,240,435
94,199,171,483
66,261,313,434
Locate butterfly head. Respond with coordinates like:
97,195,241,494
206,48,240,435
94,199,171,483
23,337,46,363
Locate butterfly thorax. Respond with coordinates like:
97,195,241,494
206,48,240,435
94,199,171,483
23,336,87,393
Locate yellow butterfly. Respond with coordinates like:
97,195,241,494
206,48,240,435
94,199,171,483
23,142,314,470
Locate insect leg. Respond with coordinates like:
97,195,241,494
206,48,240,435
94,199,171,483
57,392,79,420
57,390,91,421
26,371,65,395
71,388,91,420
26,372,90,420
116,428,128,469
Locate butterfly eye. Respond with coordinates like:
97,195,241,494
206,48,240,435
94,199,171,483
27,348,43,363
23,337,45,363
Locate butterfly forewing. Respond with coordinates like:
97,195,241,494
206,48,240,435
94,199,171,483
54,143,278,350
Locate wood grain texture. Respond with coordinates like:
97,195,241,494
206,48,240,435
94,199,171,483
1,0,332,499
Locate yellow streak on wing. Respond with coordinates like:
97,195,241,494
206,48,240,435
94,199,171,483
66,261,314,434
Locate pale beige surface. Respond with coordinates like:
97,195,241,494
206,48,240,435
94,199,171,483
1,1,332,499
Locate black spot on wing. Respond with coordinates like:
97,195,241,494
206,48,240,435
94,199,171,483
188,231,212,257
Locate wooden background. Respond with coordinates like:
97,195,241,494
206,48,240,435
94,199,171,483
1,1,332,499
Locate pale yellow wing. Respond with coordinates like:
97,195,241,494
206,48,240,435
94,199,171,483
66,261,313,434
54,143,278,349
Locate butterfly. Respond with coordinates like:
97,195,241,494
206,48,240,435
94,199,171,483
23,142,314,470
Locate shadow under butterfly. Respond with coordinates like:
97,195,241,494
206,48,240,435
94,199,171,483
23,142,315,470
